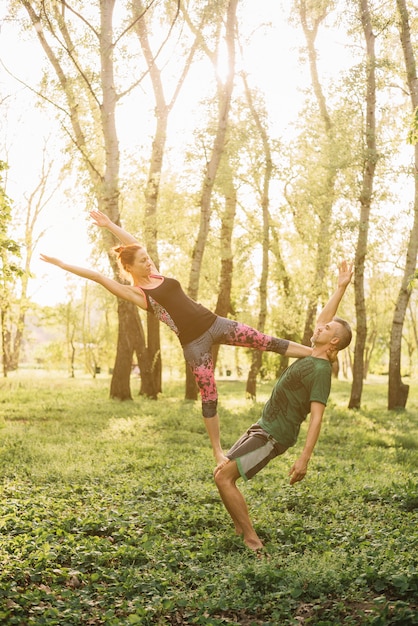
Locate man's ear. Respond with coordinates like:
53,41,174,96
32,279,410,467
330,336,339,346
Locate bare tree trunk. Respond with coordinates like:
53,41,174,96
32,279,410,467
364,329,376,379
66,304,76,379
388,0,418,409
132,308,158,400
1,308,9,378
348,0,377,409
110,300,158,400
19,0,149,399
212,167,237,367
98,0,139,398
298,1,335,346
185,0,238,399
269,227,296,377
110,300,134,399
408,300,418,353
135,4,174,394
242,77,272,399
133,2,210,395
8,146,55,371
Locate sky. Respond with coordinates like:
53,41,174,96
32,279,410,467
0,1,351,306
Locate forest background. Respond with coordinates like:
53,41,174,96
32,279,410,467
0,0,418,412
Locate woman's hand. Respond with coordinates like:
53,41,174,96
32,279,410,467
90,210,112,228
40,254,64,268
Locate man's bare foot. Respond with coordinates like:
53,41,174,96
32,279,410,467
213,457,230,478
255,548,271,561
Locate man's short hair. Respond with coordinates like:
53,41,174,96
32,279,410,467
333,316,352,351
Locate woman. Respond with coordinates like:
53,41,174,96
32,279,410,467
41,210,312,464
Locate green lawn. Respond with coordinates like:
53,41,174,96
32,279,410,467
0,371,417,625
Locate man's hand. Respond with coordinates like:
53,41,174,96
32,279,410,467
315,260,353,327
90,210,112,228
288,457,308,485
338,260,354,289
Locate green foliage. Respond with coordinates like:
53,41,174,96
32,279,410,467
32,285,118,374
409,270,418,290
0,161,24,373
407,107,418,146
0,373,417,624
0,161,22,283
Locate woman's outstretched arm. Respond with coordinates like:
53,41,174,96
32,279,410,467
284,341,313,359
90,210,159,273
90,210,140,246
40,254,147,310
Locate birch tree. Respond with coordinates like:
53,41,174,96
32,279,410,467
348,0,378,408
132,0,211,395
182,0,239,400
388,0,418,409
296,0,336,346
6,144,56,371
0,161,22,377
211,160,237,368
241,79,273,400
16,0,161,399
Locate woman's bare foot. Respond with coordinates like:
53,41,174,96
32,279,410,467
215,450,229,464
213,457,230,477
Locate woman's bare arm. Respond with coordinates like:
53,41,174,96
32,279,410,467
40,254,147,309
90,210,159,273
90,210,140,246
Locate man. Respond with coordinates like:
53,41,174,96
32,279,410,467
213,261,353,552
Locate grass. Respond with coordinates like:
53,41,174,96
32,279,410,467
0,371,417,625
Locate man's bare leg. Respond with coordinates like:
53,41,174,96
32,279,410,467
214,459,263,551
213,457,231,477
213,459,242,534
204,414,228,465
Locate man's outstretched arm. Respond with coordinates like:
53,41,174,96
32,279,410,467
316,260,353,325
288,401,325,485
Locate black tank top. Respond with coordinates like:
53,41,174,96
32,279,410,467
138,276,216,345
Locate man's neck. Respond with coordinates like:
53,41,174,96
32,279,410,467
311,345,331,361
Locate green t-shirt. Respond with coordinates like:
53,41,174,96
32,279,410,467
258,356,332,448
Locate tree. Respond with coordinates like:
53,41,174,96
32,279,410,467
296,0,336,346
387,0,418,409
348,0,378,409
240,78,273,400
5,143,56,371
183,0,239,400
132,0,206,396
17,0,157,399
212,160,237,367
0,160,23,377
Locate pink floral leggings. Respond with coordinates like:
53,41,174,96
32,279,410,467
182,316,289,418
